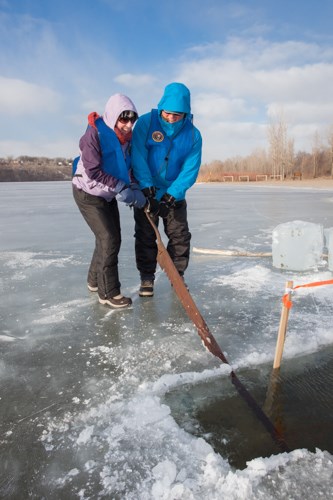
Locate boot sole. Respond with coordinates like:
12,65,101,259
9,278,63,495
98,297,132,308
139,291,154,297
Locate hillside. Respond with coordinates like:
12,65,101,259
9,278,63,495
0,157,72,181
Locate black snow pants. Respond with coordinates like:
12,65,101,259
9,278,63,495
134,200,191,281
73,186,121,298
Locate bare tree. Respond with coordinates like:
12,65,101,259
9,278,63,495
267,110,293,178
312,131,321,178
285,137,295,178
327,125,333,178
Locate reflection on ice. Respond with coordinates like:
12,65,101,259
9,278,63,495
1,182,333,498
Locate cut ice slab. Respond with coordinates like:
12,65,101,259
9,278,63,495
272,220,324,271
326,227,333,271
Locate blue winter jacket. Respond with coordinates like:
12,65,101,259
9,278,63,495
73,118,130,184
131,83,202,201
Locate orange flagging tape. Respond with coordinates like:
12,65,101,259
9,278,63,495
282,279,333,309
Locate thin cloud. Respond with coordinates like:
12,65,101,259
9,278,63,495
267,101,333,124
194,93,255,120
114,73,157,87
200,121,267,162
0,76,61,114
0,138,77,159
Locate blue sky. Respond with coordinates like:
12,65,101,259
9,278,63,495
0,0,333,163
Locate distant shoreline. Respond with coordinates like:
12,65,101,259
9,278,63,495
199,177,333,189
2,178,333,188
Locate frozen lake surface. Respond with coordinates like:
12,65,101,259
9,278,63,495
0,181,333,499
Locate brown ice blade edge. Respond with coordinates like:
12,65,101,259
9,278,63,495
145,210,290,453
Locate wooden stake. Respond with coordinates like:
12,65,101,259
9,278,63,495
273,280,293,369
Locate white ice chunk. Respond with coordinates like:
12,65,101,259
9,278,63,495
326,228,333,271
324,227,333,248
272,220,324,271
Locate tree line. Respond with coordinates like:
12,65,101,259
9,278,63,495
198,117,333,182
197,148,333,182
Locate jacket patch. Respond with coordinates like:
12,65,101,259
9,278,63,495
152,131,164,142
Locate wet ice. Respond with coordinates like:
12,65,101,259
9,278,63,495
1,181,333,499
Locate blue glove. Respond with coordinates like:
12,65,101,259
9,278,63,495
130,183,147,208
116,186,146,208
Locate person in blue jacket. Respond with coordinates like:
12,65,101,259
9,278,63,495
72,93,146,308
131,82,202,297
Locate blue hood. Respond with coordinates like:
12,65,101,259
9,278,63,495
157,82,191,114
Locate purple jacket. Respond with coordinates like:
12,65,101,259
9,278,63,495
72,94,138,201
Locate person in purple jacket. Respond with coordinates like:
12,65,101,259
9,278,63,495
72,93,146,309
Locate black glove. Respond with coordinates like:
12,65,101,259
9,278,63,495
158,193,175,218
142,186,156,199
142,186,159,216
147,197,160,217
